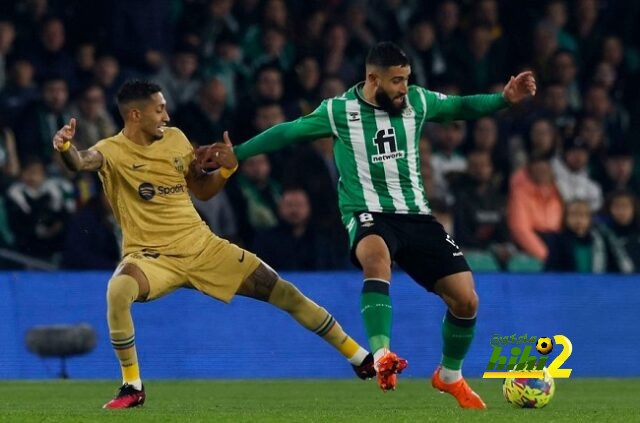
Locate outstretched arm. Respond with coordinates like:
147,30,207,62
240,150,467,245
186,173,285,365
426,71,536,122
52,118,103,172
231,100,334,161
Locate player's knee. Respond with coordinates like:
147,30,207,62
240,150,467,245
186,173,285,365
450,292,479,318
106,275,138,312
358,252,391,276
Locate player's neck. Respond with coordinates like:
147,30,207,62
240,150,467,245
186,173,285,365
122,126,154,146
361,82,380,107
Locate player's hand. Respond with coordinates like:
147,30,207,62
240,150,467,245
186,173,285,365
52,118,77,151
503,71,536,104
195,131,238,171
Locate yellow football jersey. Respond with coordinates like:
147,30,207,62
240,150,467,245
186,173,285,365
90,127,211,257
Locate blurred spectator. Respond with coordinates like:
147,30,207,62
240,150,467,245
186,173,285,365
284,55,321,117
153,45,201,113
201,30,248,110
0,20,16,90
243,0,295,73
226,154,281,246
435,0,464,61
198,0,240,60
544,0,578,54
450,150,512,265
281,137,344,258
246,24,294,73
320,23,358,86
62,192,119,270
0,58,39,123
531,21,559,84
28,16,75,85
541,83,576,139
549,49,581,110
190,190,238,242
451,23,504,94
253,187,344,270
5,157,74,261
507,151,563,261
430,121,467,201
366,0,407,44
402,16,446,88
234,64,284,138
583,84,629,143
174,78,231,146
15,75,71,164
601,190,640,270
70,84,117,150
572,0,604,70
111,0,173,73
598,143,638,196
552,136,603,211
343,2,375,53
74,42,97,88
319,74,346,99
468,116,508,181
92,54,122,118
546,199,633,273
0,124,21,184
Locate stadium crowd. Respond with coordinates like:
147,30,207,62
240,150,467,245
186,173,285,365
0,0,639,273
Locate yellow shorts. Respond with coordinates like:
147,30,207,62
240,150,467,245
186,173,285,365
120,232,260,303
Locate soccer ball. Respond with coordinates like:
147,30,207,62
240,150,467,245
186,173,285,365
502,368,555,408
536,337,553,355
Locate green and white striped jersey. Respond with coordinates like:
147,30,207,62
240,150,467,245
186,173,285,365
234,82,508,224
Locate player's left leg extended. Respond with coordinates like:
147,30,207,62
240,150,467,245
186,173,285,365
431,271,486,409
236,263,375,379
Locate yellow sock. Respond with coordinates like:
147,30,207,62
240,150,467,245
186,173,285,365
121,356,140,383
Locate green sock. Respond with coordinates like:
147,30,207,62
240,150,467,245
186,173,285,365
360,278,392,353
441,310,476,370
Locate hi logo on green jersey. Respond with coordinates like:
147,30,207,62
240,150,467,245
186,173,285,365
482,334,573,378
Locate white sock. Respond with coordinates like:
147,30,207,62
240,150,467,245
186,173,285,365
348,347,369,365
124,378,143,391
439,366,462,384
373,348,389,366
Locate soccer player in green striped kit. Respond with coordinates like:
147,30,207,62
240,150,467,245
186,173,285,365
199,42,536,408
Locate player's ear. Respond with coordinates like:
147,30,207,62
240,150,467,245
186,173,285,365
130,108,141,122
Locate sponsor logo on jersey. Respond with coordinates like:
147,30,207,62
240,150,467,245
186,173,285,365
138,182,155,200
371,127,406,163
138,182,185,200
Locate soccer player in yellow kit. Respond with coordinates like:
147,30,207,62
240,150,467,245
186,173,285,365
52,80,375,409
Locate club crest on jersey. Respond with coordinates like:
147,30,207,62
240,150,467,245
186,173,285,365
173,157,184,173
402,106,414,118
371,127,405,163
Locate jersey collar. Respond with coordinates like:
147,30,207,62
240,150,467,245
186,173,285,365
353,81,385,110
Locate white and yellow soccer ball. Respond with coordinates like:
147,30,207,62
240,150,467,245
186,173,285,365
502,367,555,408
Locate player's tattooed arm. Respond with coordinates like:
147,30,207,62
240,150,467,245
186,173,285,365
52,117,103,172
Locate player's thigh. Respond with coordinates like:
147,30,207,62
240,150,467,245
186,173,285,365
394,220,470,292
188,235,260,303
119,252,184,301
350,212,397,279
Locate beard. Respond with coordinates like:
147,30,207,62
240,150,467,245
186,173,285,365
375,88,406,116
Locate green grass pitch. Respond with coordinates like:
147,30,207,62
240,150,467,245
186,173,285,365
1,378,639,422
